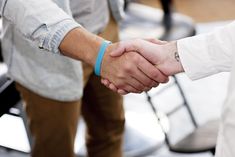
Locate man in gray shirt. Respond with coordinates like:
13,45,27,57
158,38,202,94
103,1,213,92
0,0,168,156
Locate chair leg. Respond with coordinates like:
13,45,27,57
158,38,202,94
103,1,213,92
124,0,130,10
159,0,172,14
159,0,172,30
210,148,216,155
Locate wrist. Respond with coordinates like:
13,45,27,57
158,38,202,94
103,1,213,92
161,41,184,75
94,40,112,76
169,41,184,74
99,43,118,77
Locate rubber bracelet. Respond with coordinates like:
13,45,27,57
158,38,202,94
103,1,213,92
94,40,111,76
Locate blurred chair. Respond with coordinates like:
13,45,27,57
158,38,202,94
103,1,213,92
146,75,218,155
121,0,195,41
123,0,218,155
0,41,2,62
148,1,218,155
159,0,196,40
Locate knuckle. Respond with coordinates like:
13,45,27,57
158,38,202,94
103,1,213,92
118,82,128,90
123,63,133,73
130,53,139,63
119,91,126,95
149,69,159,79
114,80,124,89
131,53,140,63
137,56,144,64
117,72,125,79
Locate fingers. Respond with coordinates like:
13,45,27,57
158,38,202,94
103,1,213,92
131,66,159,88
101,78,152,95
101,46,168,95
127,77,145,92
118,89,128,95
120,53,162,89
114,76,144,93
137,56,169,83
109,83,118,92
101,78,140,94
101,78,110,87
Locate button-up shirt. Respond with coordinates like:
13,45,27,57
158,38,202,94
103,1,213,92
0,0,122,101
178,21,235,157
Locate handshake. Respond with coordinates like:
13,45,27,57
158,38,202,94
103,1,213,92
99,39,184,95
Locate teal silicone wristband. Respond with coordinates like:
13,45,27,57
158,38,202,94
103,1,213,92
94,40,111,76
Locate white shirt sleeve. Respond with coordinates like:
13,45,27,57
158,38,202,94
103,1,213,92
0,0,80,54
177,21,235,80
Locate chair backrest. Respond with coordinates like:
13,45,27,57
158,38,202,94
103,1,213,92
0,37,3,62
145,75,198,145
0,17,2,62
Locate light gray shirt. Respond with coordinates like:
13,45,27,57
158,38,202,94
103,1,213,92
0,0,122,101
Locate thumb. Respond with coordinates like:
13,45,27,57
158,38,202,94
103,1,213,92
110,40,139,57
109,42,126,57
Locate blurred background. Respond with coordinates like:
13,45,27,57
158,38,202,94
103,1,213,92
140,0,235,22
1,0,235,157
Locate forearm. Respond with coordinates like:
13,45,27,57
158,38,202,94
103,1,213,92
177,21,235,80
161,21,235,80
59,27,104,66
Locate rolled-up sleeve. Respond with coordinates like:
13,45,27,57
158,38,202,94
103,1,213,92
0,0,81,54
177,21,235,80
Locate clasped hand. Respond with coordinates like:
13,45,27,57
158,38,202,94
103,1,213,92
99,39,184,95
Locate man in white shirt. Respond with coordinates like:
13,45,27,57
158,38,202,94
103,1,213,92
102,21,235,157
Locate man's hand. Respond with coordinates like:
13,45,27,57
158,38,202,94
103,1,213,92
100,42,169,94
110,39,184,76
101,39,185,94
